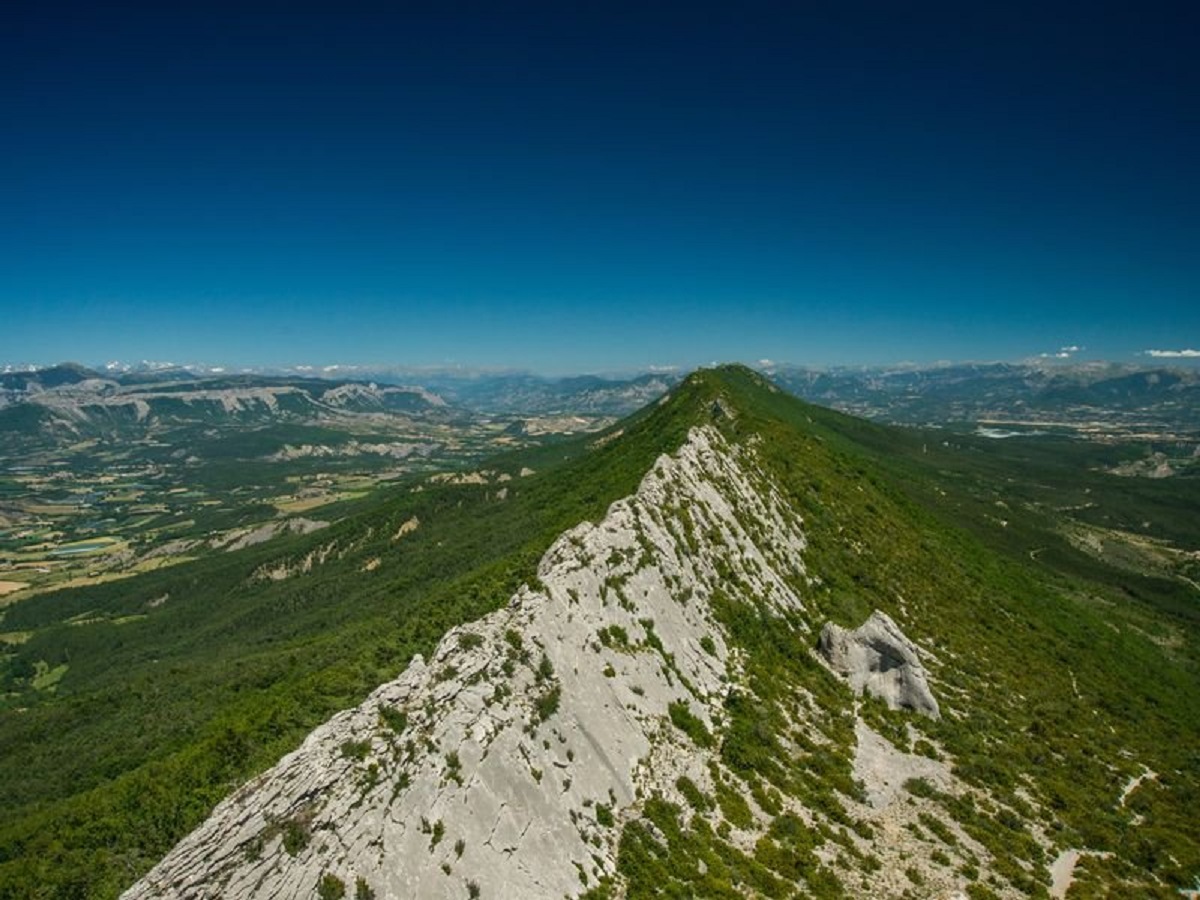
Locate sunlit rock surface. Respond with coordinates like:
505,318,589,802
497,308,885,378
123,426,809,900
818,610,941,719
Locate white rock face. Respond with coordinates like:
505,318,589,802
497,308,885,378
818,611,940,718
123,426,809,900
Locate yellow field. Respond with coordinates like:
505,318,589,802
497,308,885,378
273,491,366,513
273,495,338,513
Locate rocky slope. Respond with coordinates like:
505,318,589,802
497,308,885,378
125,418,1024,900
125,424,805,898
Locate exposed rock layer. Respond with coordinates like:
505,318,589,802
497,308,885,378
123,425,809,899
818,610,941,718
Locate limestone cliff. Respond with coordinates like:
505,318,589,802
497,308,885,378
124,425,809,899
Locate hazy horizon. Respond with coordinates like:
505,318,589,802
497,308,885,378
4,351,1200,382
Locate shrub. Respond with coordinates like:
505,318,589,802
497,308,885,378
535,685,561,723
340,739,372,761
675,776,711,811
714,776,754,830
598,625,630,648
317,873,346,900
378,707,408,735
668,701,714,748
904,777,938,799
966,885,1002,900
458,632,484,651
282,818,310,856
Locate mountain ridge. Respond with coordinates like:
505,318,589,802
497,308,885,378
124,421,819,898
1,366,1197,898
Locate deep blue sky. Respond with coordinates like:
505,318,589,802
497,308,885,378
3,1,1197,372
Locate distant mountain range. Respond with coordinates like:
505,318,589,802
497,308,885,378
763,361,1200,431
2,361,1198,452
0,364,458,454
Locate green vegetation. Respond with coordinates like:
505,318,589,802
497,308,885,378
532,654,562,724
534,685,562,724
445,751,462,785
282,817,311,856
594,365,1197,897
675,776,712,812
340,740,371,761
458,631,484,651
688,366,1199,894
378,706,408,735
318,872,346,900
711,770,754,830
667,700,714,748
0,368,572,609
0,364,1196,897
596,624,630,649
605,795,843,899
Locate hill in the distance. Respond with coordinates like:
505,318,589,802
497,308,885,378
0,365,457,449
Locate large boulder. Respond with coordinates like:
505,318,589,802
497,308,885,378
818,611,940,719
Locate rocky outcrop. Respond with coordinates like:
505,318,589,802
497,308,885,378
122,425,810,900
818,610,940,718
266,441,439,461
216,517,329,552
